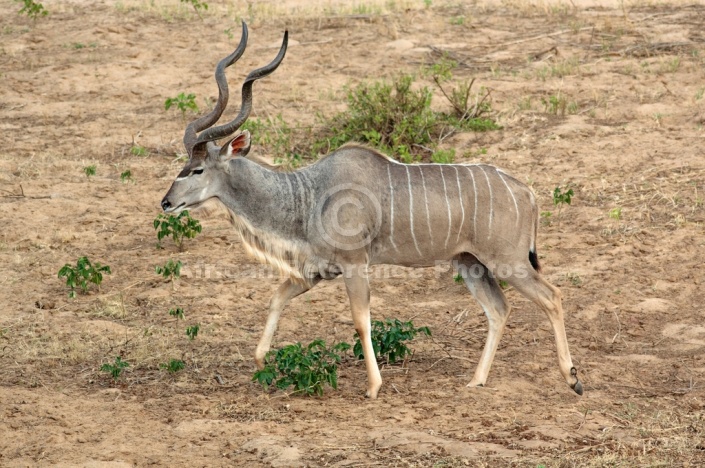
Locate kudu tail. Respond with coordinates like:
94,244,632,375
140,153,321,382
529,249,541,273
529,196,541,273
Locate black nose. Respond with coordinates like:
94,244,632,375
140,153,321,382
161,198,171,211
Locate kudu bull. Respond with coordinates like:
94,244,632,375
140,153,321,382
160,23,583,398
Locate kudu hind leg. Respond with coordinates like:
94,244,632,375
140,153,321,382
254,277,320,369
343,272,382,398
455,254,512,388
508,271,583,395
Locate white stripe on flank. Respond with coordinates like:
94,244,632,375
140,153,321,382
498,171,519,228
419,166,433,247
387,165,399,252
454,166,466,243
439,166,452,249
479,166,493,239
405,166,423,256
466,166,478,241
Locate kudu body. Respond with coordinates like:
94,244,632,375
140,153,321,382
161,23,583,398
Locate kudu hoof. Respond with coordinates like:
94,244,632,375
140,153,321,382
570,366,583,395
572,380,584,396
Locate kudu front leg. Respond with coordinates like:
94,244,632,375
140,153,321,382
254,277,320,369
344,272,382,398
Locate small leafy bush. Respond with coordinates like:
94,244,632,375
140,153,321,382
431,148,455,164
160,359,186,373
155,259,182,290
253,340,351,396
316,74,436,162
609,207,622,221
553,185,574,217
120,170,133,184
169,307,184,319
101,356,129,380
542,93,577,116
58,256,111,298
181,0,208,18
553,186,574,207
551,185,574,226
315,72,499,162
241,114,305,169
185,324,200,340
427,58,497,127
154,210,202,250
165,92,198,118
17,0,48,19
130,145,148,156
83,165,96,178
354,319,431,364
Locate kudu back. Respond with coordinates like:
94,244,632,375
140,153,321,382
161,23,583,398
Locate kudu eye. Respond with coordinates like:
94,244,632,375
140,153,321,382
192,168,204,176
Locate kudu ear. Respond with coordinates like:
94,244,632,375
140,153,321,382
219,130,251,160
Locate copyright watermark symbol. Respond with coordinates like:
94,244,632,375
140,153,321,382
314,183,383,251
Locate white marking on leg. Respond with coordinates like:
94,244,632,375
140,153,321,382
439,166,452,249
479,166,493,239
419,166,433,247
405,165,423,257
454,166,466,243
387,165,399,252
498,170,519,228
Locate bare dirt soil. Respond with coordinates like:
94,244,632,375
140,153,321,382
2,0,705,466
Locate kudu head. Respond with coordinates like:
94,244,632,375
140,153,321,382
160,22,288,214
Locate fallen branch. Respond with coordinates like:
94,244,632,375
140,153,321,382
0,185,51,200
491,26,594,49
620,41,695,57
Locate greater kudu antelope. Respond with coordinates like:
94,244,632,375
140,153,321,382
160,23,583,398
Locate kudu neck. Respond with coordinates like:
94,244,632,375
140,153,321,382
223,157,312,240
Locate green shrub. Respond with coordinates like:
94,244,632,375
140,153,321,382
153,211,202,250
120,170,133,184
253,340,351,396
431,148,455,164
315,72,499,162
58,256,111,298
315,74,437,162
160,359,186,373
181,0,207,18
185,324,199,340
17,0,48,19
354,319,431,364
165,92,198,118
101,356,129,380
155,259,182,290
241,114,305,168
83,165,96,178
426,58,499,129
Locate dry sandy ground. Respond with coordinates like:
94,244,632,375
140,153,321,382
1,0,705,466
